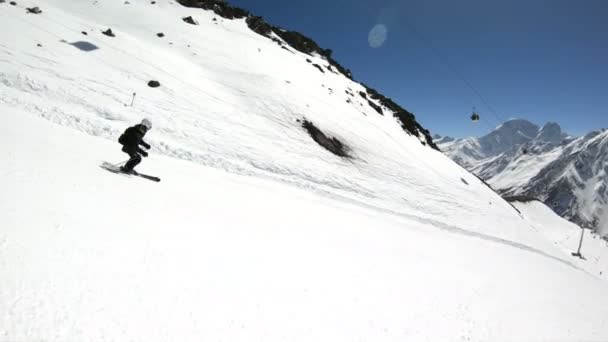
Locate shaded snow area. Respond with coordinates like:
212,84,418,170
2,0,608,341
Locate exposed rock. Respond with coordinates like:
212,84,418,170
81,31,88,35
182,16,198,25
26,6,42,14
157,32,165,37
147,80,161,88
281,46,294,54
363,84,438,150
302,119,350,158
367,100,383,115
101,28,115,37
312,64,324,73
10,1,17,5
178,0,248,19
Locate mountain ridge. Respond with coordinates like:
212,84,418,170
177,0,438,150
438,119,608,235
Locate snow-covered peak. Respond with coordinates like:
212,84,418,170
439,117,608,236
478,119,539,156
535,122,567,144
433,134,455,144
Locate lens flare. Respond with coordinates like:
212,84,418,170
368,24,388,48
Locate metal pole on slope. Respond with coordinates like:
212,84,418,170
130,92,137,107
571,227,586,260
113,159,130,167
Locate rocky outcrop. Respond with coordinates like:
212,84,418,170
177,0,436,150
101,28,115,37
363,85,438,150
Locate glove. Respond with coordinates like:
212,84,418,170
141,150,149,158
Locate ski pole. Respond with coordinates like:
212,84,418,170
113,159,130,167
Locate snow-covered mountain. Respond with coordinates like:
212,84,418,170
2,0,608,340
438,119,608,235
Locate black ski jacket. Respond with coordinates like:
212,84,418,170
119,124,150,154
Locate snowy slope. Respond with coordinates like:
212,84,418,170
2,0,608,340
513,199,608,281
4,97,608,342
0,0,539,242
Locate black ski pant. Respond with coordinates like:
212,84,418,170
123,150,142,171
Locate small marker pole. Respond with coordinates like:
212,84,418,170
571,227,586,259
130,92,137,107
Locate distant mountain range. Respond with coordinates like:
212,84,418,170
436,119,608,235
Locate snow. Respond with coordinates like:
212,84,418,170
483,148,563,191
513,200,608,281
2,0,608,340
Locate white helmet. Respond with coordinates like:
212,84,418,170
141,118,152,130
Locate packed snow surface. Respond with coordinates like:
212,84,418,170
513,200,608,281
2,0,608,341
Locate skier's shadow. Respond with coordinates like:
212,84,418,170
61,40,99,52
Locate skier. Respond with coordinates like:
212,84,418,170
118,119,152,173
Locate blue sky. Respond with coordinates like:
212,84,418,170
229,0,608,138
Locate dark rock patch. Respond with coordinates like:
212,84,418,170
157,32,165,37
26,6,42,14
504,195,541,203
367,100,383,115
182,16,198,25
178,0,248,19
363,84,438,150
246,15,272,36
302,119,350,158
9,1,16,5
81,31,88,35
101,28,115,37
36,43,42,47
147,80,161,88
312,64,324,73
178,1,352,79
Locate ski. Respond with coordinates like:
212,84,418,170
132,171,161,182
100,162,161,182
